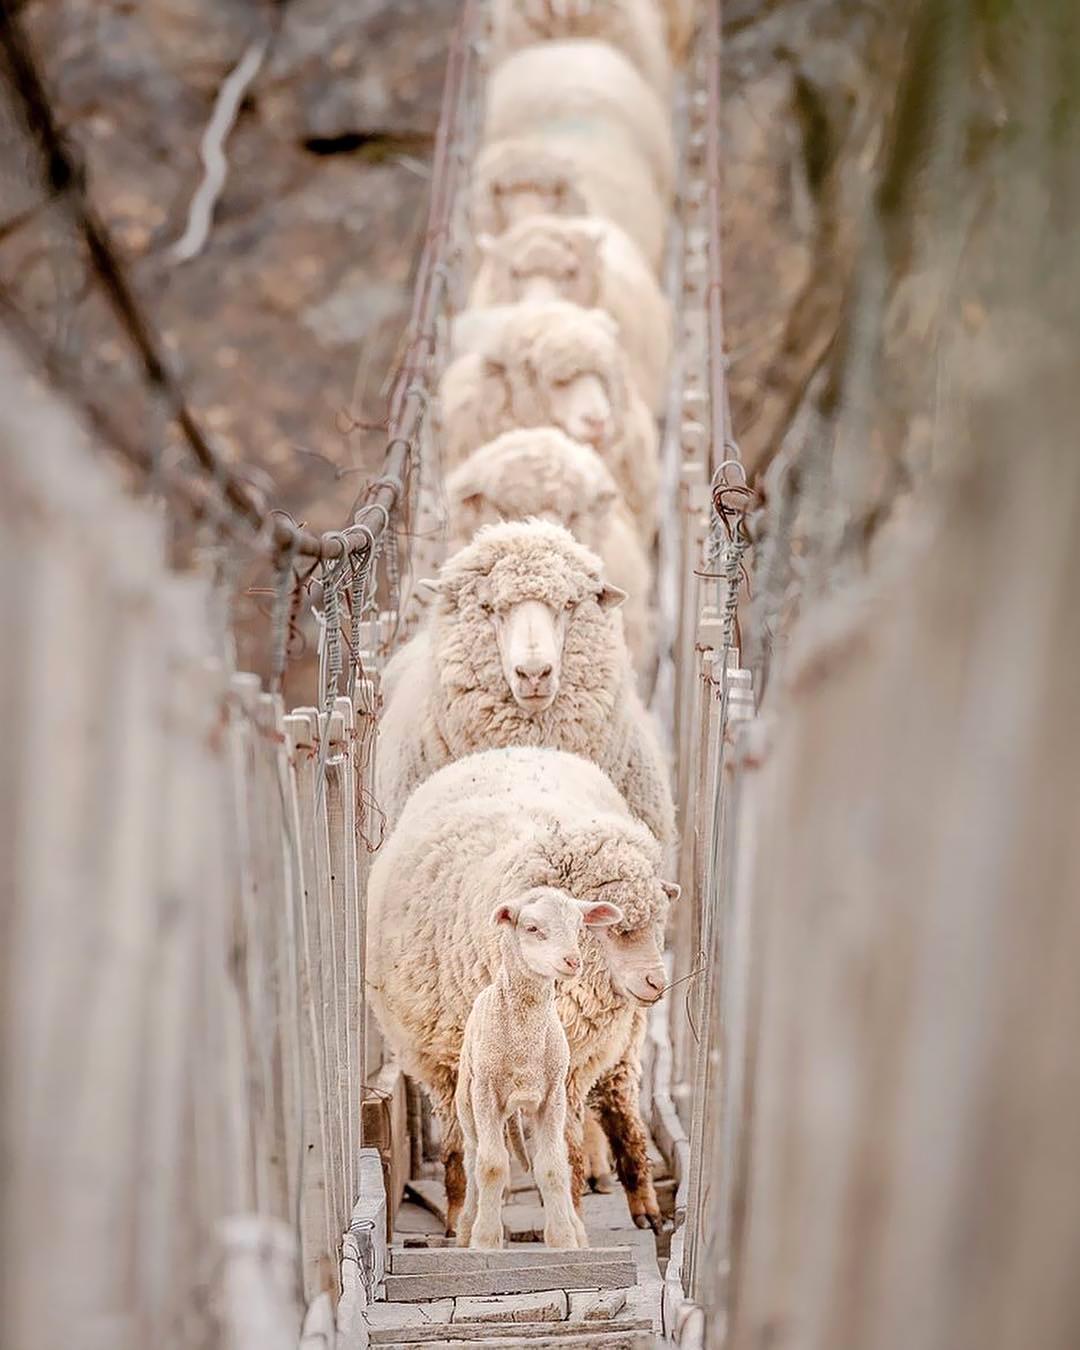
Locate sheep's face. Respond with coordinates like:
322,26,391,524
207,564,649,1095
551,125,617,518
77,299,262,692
492,598,568,711
493,887,622,981
477,221,602,308
546,371,615,449
594,919,670,1006
475,147,588,235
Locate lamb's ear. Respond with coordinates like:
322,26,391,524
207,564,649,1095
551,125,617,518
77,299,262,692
414,577,442,600
491,901,519,927
579,900,623,928
596,583,627,611
660,880,681,902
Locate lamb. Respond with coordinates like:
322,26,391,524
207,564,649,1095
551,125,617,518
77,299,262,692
376,519,675,850
455,887,623,1249
463,215,672,415
438,301,660,540
471,136,666,273
490,0,672,97
367,744,680,1234
485,41,676,200
444,428,656,686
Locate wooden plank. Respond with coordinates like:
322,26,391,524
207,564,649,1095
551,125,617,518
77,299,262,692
362,1060,410,1235
382,1258,637,1302
368,1318,654,1345
390,1246,634,1274
453,1290,569,1323
370,1332,654,1350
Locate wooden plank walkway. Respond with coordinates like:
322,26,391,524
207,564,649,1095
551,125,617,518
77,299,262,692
360,1156,668,1347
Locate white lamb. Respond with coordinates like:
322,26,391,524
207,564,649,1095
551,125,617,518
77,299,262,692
367,745,679,1235
471,136,666,273
485,41,676,200
444,428,656,687
462,215,672,415
490,0,672,96
376,519,675,849
455,887,623,1249
438,300,660,541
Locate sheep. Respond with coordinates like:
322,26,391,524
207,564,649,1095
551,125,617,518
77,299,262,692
443,428,656,687
464,214,672,415
471,136,666,273
490,0,672,97
455,887,623,1249
375,519,675,851
438,300,660,540
367,744,680,1235
485,41,676,201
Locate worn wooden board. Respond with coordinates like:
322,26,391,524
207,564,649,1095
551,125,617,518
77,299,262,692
383,1257,637,1302
370,1332,655,1350
390,1246,634,1274
453,1290,569,1323
367,1317,654,1345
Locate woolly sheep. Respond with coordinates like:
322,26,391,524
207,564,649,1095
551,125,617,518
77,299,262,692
367,744,680,1233
376,519,675,848
438,300,660,540
471,136,666,273
485,41,676,200
490,0,672,96
455,887,623,1249
465,214,672,414
444,428,656,686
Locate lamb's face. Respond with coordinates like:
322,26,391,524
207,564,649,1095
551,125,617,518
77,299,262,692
546,371,615,449
493,887,622,981
479,223,602,308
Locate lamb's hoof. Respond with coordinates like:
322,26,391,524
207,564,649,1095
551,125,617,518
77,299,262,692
588,1172,616,1194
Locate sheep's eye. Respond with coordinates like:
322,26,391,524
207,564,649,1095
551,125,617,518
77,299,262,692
524,924,540,934
564,599,576,612
478,601,494,615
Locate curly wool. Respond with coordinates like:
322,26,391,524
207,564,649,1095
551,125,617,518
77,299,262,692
467,214,672,414
470,136,666,273
438,301,659,539
490,0,672,96
366,746,672,1123
377,520,674,846
444,429,655,684
485,41,675,200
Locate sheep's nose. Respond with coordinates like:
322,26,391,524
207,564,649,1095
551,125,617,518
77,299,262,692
515,660,553,683
563,954,581,972
645,972,665,996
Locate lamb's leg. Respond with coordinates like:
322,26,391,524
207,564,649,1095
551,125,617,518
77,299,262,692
470,1087,509,1250
430,1066,466,1237
455,1067,479,1248
563,1085,588,1214
532,1085,585,1249
589,1046,661,1232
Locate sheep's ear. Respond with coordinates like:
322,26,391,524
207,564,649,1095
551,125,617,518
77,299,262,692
457,491,488,518
579,900,623,928
414,577,442,599
660,880,681,902
492,902,518,927
596,583,627,611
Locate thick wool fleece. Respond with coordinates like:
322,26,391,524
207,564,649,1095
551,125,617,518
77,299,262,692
366,746,672,1127
376,520,674,845
438,301,659,538
467,215,671,414
470,136,665,273
444,429,655,683
485,41,675,199
491,0,672,96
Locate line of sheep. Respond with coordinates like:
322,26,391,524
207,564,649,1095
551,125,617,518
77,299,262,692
367,0,689,1250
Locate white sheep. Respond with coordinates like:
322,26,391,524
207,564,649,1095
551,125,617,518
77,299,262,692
471,136,666,273
463,214,672,415
455,887,623,1249
484,41,676,201
438,300,660,541
367,744,680,1235
376,519,675,849
444,428,656,687
490,0,672,96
